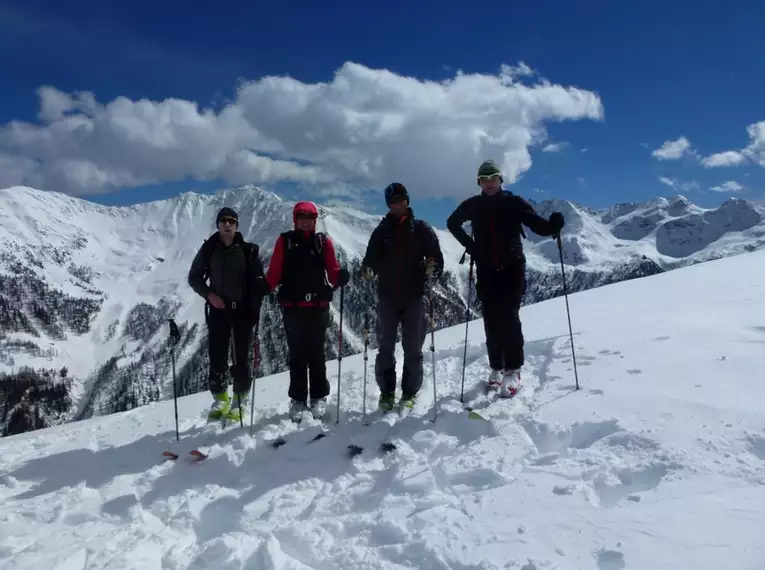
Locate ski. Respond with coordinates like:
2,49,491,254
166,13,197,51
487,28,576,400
162,415,237,461
346,407,408,457
270,408,333,448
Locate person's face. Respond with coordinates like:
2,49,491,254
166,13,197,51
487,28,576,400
218,216,237,236
388,195,408,217
295,212,316,231
478,174,502,195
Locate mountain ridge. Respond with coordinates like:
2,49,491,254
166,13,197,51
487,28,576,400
1,184,763,436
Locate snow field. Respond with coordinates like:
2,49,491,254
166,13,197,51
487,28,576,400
2,249,765,569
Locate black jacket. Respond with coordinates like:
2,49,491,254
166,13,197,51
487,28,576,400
362,209,444,304
447,191,557,269
188,231,267,316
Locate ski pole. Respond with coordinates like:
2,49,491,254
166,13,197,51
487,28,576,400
428,281,437,423
249,325,261,437
362,312,369,425
168,319,181,441
460,254,474,403
556,235,579,390
336,283,345,424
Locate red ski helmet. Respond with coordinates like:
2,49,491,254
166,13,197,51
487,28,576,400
293,200,318,224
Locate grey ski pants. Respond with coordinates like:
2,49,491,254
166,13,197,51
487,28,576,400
374,296,428,396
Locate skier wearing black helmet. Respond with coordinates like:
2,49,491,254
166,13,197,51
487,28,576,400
188,206,269,422
446,160,565,398
361,182,444,413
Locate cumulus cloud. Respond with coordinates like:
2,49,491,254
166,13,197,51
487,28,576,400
0,61,604,198
653,122,765,169
701,151,747,168
652,137,694,160
710,181,744,192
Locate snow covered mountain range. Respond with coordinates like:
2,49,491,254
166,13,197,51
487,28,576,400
1,184,764,436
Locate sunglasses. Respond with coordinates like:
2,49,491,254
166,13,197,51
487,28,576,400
478,174,501,181
219,217,237,225
388,194,407,204
295,213,317,220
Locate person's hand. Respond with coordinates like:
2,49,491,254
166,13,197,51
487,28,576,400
424,257,438,277
207,291,225,309
549,212,565,237
338,268,350,287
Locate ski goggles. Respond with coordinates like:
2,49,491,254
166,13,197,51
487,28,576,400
478,173,501,181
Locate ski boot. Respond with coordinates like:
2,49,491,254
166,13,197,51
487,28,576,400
398,393,416,415
225,392,249,423
500,369,521,398
487,369,502,392
208,391,231,420
289,399,307,423
310,397,328,420
378,392,395,413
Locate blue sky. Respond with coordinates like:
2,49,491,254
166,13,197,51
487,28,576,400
1,0,764,228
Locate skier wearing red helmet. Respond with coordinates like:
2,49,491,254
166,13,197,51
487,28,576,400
265,200,350,422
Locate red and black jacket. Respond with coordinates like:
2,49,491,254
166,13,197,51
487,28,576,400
265,230,342,308
361,208,444,305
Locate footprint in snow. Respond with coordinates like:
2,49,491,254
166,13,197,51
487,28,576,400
596,548,626,570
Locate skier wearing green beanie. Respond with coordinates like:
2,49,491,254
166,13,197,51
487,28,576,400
446,159,565,398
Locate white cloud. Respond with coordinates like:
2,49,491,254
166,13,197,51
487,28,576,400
710,181,744,192
541,142,569,153
652,137,693,160
701,151,747,168
659,177,700,192
0,61,604,198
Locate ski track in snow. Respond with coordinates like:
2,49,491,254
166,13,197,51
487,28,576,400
3,250,765,569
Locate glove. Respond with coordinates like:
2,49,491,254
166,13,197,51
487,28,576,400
361,266,374,281
424,257,438,278
252,278,271,296
548,212,564,236
337,268,350,287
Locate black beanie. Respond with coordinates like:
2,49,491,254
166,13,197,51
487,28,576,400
216,207,238,225
384,182,409,206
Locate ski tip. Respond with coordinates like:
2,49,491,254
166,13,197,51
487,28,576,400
347,444,363,457
271,437,287,448
188,449,208,460
162,451,179,460
467,410,487,421
310,432,327,442
380,442,397,453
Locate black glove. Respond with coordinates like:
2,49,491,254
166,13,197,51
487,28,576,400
252,277,271,296
549,212,564,236
337,268,350,287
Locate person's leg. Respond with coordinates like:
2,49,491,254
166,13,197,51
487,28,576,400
226,314,254,421
499,267,527,397
400,296,427,402
374,296,399,410
282,308,309,404
307,307,330,400
206,308,231,418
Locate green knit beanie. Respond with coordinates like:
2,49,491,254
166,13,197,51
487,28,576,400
477,159,502,178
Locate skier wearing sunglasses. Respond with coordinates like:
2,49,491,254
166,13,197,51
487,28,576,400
447,160,565,398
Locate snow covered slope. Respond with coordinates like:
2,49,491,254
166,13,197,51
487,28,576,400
2,184,765,437
1,249,764,569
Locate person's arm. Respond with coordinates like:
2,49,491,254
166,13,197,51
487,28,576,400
420,222,445,276
322,235,342,287
446,198,476,252
514,195,563,237
265,236,285,291
247,244,268,295
188,246,210,298
361,225,385,274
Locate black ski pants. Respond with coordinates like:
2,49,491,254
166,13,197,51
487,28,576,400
282,306,330,403
475,264,526,371
374,295,428,397
207,306,254,395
